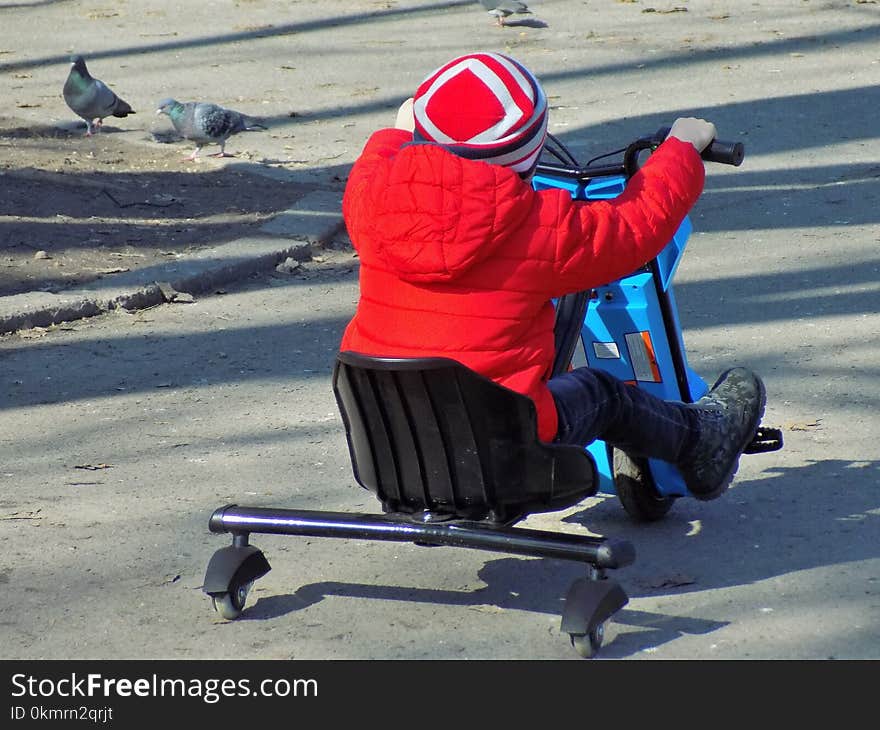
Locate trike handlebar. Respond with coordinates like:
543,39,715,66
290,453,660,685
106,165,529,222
535,126,745,182
652,127,744,167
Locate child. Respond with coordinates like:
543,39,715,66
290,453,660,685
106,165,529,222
340,51,765,501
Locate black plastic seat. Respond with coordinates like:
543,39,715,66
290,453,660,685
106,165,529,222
203,352,635,658
334,351,600,524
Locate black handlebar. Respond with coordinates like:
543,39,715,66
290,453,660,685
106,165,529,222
704,138,745,166
535,127,745,183
653,127,744,167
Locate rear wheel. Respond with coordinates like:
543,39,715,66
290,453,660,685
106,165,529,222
613,449,674,522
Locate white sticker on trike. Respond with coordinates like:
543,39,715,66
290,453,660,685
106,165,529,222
625,331,661,383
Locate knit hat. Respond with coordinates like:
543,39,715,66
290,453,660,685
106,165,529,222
412,52,549,176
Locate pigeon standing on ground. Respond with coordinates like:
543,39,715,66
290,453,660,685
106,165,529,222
478,0,532,26
62,55,135,136
155,98,268,161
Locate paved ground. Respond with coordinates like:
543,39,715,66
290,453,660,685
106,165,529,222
0,113,330,301
0,1,878,660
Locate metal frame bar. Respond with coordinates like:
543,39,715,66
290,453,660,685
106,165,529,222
209,505,635,570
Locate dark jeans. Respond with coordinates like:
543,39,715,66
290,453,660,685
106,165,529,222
548,367,701,464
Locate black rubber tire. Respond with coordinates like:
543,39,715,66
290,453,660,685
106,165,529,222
570,624,604,659
211,581,252,620
613,448,675,522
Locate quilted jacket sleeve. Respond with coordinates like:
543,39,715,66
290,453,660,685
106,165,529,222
342,128,413,251
537,137,706,295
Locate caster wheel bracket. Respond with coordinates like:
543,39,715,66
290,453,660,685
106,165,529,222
560,576,628,637
202,544,270,597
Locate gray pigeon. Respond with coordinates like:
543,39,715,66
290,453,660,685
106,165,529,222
155,98,268,160
478,0,532,26
62,55,135,136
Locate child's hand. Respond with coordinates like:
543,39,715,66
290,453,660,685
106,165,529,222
666,117,717,153
395,97,415,132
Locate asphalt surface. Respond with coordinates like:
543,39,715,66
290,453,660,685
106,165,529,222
0,1,878,663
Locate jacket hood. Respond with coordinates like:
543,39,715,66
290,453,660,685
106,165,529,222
350,140,535,283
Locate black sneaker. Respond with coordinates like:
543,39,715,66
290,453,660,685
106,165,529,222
679,367,766,501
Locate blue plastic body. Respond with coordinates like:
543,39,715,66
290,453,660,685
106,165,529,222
532,170,708,498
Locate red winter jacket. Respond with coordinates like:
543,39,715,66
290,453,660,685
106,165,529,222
340,128,705,441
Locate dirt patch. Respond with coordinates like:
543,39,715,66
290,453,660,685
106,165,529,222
0,116,322,297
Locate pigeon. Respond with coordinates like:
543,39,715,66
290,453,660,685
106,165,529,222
62,55,135,136
155,98,268,161
478,0,532,26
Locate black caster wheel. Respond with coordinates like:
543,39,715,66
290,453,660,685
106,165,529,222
569,623,604,659
211,580,253,620
613,448,675,522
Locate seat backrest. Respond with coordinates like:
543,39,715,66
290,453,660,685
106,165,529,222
332,352,598,523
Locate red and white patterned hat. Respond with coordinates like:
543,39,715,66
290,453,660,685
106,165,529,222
412,52,548,176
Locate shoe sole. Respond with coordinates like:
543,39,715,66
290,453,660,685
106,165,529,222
691,368,767,502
